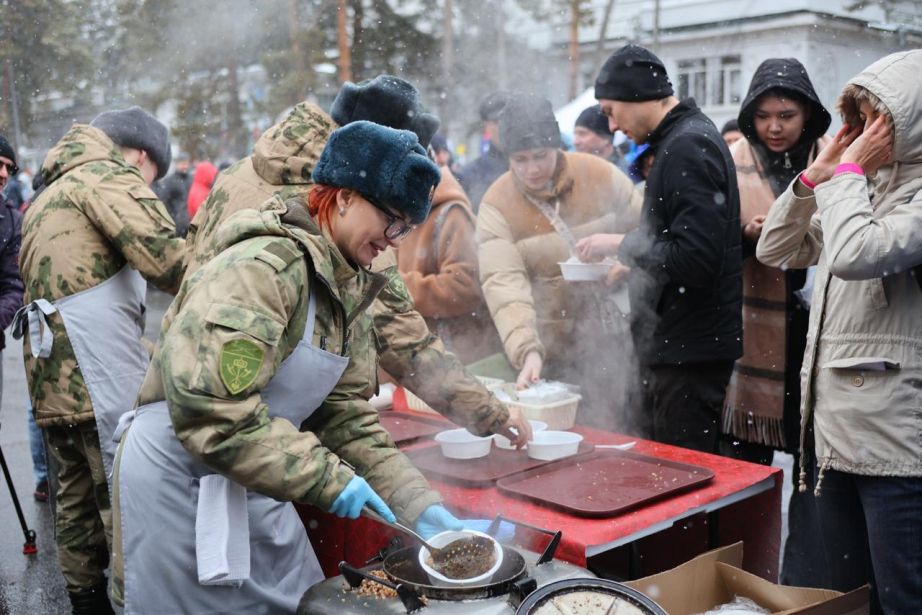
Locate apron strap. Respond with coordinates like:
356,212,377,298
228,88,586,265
304,285,317,341
12,299,58,358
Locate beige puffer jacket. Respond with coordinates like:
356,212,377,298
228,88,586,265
757,49,922,481
477,151,639,369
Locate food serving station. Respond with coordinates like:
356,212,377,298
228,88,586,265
297,386,782,612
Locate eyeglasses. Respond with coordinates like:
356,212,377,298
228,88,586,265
0,161,18,176
375,204,415,242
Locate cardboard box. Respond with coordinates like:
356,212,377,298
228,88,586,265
625,542,869,615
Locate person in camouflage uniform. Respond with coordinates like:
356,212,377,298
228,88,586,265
185,75,531,442
112,122,459,613
14,107,184,614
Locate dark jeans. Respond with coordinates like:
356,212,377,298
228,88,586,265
648,361,734,454
814,466,922,614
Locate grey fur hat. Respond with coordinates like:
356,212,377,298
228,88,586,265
91,106,172,180
499,94,561,154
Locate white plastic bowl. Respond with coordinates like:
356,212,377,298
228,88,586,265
435,428,493,459
527,431,584,461
418,530,503,587
493,420,548,450
559,260,612,282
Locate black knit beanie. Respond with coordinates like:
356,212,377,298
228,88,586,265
498,94,561,155
0,134,18,169
575,105,613,137
91,107,172,180
330,74,440,148
595,44,674,102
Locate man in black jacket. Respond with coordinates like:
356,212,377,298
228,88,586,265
456,91,510,212
594,45,742,454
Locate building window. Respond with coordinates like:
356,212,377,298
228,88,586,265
677,55,742,108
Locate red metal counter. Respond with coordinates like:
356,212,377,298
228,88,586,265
299,410,782,582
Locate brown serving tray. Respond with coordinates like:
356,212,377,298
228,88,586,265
495,450,715,517
406,442,595,487
379,411,452,446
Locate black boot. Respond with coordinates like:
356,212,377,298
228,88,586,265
68,582,115,615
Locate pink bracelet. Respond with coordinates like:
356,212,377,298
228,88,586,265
834,162,865,177
799,172,817,190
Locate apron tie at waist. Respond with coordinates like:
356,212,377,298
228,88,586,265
112,410,137,443
12,299,58,358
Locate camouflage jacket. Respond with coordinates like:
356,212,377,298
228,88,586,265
183,101,509,436
20,125,185,427
136,198,440,521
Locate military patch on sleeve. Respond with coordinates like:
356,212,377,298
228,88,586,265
219,339,264,394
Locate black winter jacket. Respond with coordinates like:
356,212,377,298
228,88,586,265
620,99,742,366
457,145,508,213
0,193,23,350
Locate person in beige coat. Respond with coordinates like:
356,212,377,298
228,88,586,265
477,94,640,429
757,50,922,615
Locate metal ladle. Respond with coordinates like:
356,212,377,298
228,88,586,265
361,506,445,558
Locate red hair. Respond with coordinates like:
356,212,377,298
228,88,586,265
307,184,342,231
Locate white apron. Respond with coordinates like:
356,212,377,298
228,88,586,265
13,265,149,484
116,288,349,614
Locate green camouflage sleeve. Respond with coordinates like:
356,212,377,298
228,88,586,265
373,264,510,437
159,242,355,510
306,389,442,524
86,173,186,293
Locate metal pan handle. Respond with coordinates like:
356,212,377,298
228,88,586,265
338,561,427,613
486,514,562,565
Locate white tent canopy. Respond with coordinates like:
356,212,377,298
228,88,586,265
554,87,597,135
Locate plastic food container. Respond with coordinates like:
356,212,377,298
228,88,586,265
402,376,505,415
418,529,504,587
527,431,584,461
494,419,548,450
493,384,581,430
434,428,493,459
558,259,613,282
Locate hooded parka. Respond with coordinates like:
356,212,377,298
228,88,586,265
757,50,922,481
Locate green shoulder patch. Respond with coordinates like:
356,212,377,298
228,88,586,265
219,339,265,394
255,241,302,272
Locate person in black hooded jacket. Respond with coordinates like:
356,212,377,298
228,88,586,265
590,45,742,454
723,57,832,588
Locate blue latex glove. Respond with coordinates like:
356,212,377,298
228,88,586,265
415,504,464,539
329,476,396,523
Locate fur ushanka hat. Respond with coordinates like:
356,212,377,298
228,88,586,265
330,74,440,148
312,121,440,224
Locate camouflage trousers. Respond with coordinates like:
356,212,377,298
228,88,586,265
44,421,112,592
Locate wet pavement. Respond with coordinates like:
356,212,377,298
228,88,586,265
0,287,171,615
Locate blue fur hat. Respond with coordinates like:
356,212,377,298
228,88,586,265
330,74,440,148
312,121,440,224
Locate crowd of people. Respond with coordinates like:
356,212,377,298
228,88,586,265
1,44,920,614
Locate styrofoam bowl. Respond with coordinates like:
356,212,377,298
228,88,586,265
435,428,493,459
493,420,548,450
527,431,584,460
418,529,503,587
559,260,612,282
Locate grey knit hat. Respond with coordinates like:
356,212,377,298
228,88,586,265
499,94,561,154
91,106,172,180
